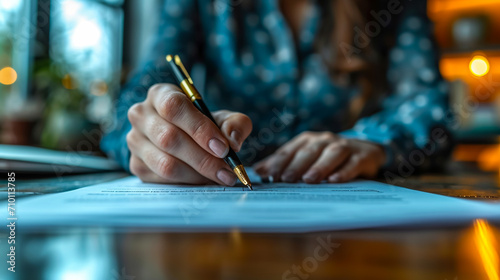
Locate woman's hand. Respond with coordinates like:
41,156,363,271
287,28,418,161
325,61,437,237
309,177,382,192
254,132,386,183
126,84,252,185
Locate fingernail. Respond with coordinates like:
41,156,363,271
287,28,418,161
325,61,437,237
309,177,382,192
217,169,237,186
303,170,319,183
329,174,340,183
281,171,296,182
230,130,241,145
209,138,229,158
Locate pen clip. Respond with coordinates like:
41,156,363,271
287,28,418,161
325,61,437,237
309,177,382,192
174,55,194,85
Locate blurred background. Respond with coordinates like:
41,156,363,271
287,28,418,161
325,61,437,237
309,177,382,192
1,2,500,280
0,0,160,151
0,0,499,171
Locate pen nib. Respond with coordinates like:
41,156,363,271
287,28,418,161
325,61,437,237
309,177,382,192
233,165,253,191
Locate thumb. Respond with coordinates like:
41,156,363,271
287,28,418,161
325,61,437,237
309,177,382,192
212,110,253,152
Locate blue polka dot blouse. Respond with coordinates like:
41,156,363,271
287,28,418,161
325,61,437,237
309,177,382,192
102,0,451,174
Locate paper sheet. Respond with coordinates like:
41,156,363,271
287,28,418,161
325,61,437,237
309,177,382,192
4,169,500,232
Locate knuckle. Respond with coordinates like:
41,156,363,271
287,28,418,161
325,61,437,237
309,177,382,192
126,130,133,143
299,146,318,156
237,113,252,125
147,84,165,96
127,103,143,123
161,93,186,121
275,149,290,159
130,160,146,177
197,155,216,175
156,126,179,150
228,113,253,133
126,130,136,149
321,131,336,140
157,156,177,178
328,139,349,151
192,120,213,141
325,143,340,153
300,131,314,138
338,138,349,146
350,155,362,166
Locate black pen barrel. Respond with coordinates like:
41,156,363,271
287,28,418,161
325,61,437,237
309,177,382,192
166,54,251,188
192,99,242,169
166,59,185,84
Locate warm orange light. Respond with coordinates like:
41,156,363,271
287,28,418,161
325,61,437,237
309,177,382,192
474,219,500,280
470,56,490,77
477,144,500,172
62,74,77,90
429,0,500,18
90,80,108,96
440,55,500,80
0,67,17,85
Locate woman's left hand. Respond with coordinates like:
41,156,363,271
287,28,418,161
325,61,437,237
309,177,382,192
253,132,386,184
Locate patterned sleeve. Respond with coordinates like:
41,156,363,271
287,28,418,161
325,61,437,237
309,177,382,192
340,0,453,178
101,0,202,171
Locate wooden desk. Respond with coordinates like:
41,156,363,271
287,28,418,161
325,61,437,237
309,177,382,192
1,161,499,280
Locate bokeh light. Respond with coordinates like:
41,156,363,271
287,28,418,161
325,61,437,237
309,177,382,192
62,74,78,90
61,0,83,21
474,219,500,280
0,67,18,85
90,80,109,96
70,19,103,49
470,55,490,77
0,0,21,12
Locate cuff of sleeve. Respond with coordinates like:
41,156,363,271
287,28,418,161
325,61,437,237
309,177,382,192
100,123,132,172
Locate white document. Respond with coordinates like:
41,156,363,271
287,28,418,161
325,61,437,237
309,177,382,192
5,169,500,232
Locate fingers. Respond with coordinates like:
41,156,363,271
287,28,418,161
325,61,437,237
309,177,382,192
127,130,213,184
146,84,230,159
327,142,385,183
253,133,311,180
127,128,236,186
327,155,363,183
212,110,253,152
129,156,174,184
280,141,329,183
302,140,352,184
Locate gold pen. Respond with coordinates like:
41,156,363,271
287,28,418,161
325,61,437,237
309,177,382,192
166,54,253,190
